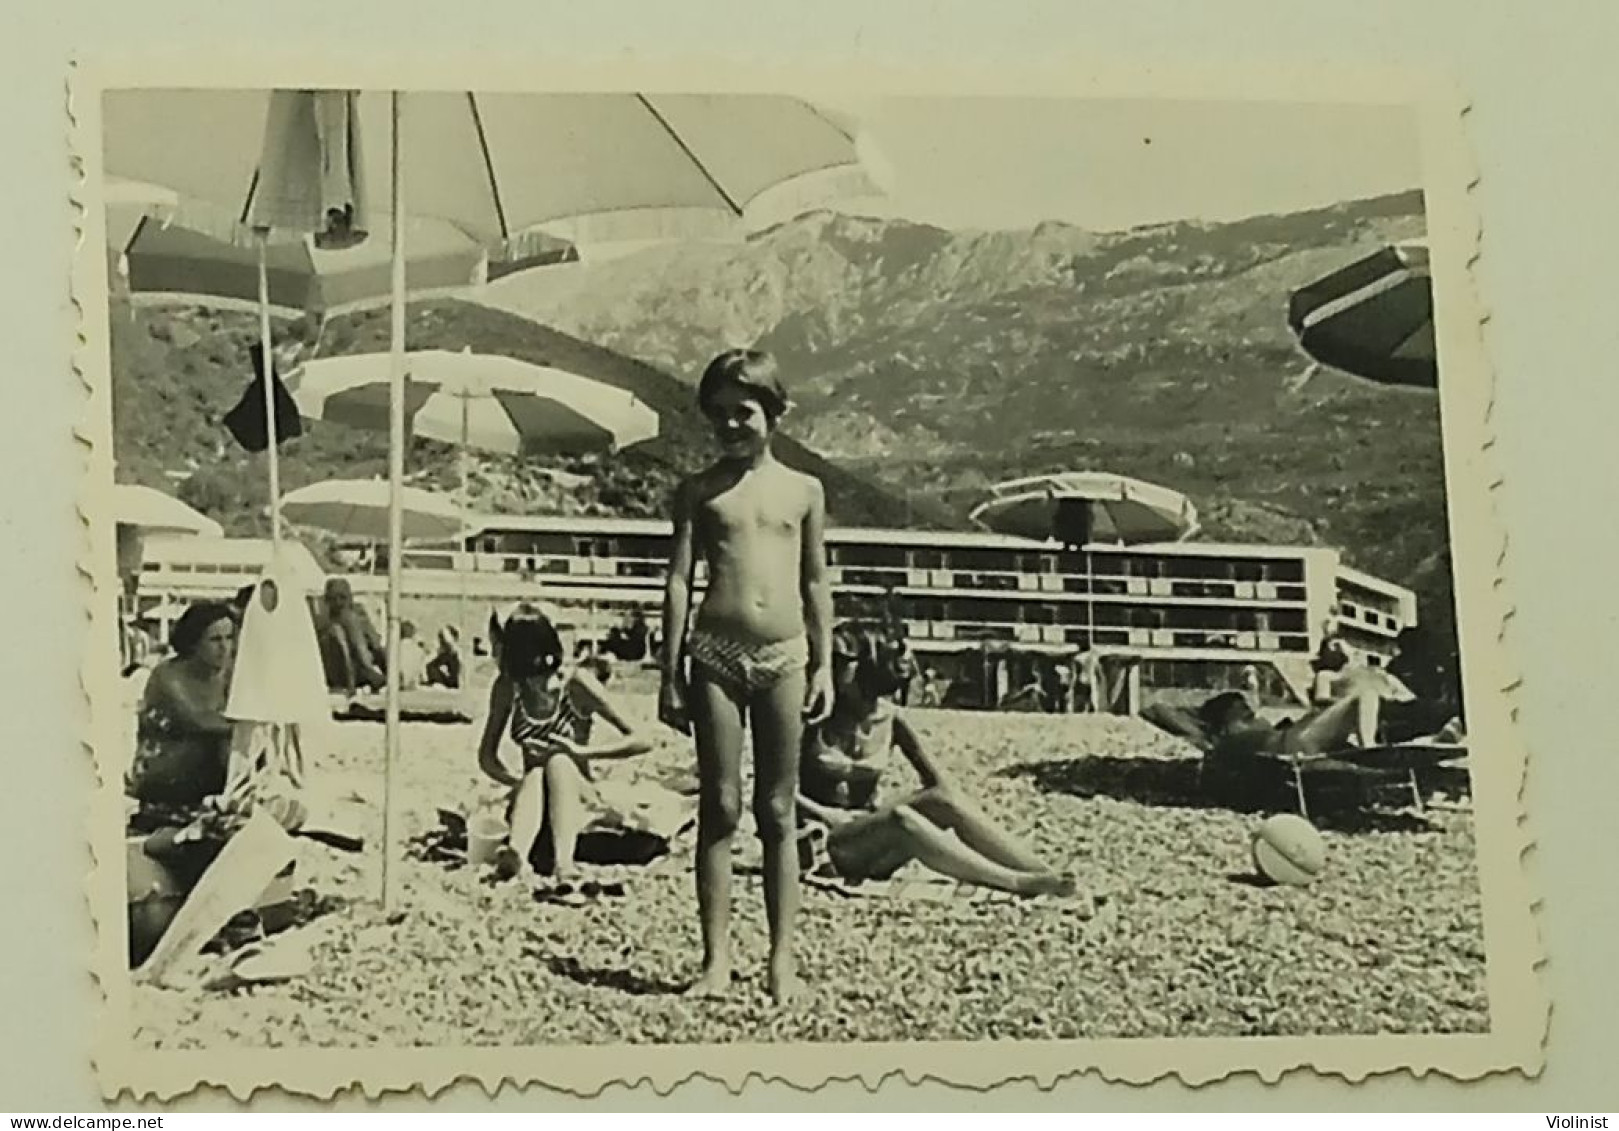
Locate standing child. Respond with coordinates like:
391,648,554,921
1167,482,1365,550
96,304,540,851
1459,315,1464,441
660,349,834,1004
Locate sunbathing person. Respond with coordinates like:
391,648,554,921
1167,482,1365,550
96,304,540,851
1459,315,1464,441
1159,665,1392,760
474,603,655,890
314,578,386,696
797,623,1077,897
127,601,238,810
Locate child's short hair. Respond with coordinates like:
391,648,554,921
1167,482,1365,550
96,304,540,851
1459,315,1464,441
698,349,789,421
491,603,564,682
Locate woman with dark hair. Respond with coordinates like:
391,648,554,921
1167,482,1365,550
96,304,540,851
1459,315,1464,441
797,623,1077,897
475,603,654,889
127,601,238,808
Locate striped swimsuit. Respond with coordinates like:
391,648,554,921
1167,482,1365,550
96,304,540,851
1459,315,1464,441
511,678,592,769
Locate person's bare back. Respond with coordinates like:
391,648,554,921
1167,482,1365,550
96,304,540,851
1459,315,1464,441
687,458,819,645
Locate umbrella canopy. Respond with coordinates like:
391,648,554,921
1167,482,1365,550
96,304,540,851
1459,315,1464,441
289,350,659,456
278,479,466,544
116,210,487,320
970,472,1199,547
112,483,224,538
103,90,885,250
1288,241,1436,389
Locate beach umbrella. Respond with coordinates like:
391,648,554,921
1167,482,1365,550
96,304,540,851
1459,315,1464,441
112,483,224,538
105,87,884,911
103,90,885,251
970,471,1199,547
289,349,659,456
116,209,487,321
278,478,466,544
290,348,660,652
1288,241,1436,389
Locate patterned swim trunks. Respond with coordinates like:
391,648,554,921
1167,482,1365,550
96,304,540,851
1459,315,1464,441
687,629,809,697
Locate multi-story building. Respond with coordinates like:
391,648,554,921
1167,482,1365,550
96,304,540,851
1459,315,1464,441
134,516,1417,710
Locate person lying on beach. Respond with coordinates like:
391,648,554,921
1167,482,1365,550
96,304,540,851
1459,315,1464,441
127,601,238,810
1198,665,1395,759
796,623,1078,899
475,603,654,891
659,348,835,1003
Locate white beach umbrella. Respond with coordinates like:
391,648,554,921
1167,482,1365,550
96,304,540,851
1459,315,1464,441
278,478,466,544
290,349,659,457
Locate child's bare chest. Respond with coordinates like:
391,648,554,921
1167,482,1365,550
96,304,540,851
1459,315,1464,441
698,478,801,541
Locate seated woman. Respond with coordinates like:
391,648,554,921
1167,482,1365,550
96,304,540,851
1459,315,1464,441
798,624,1076,897
127,601,238,812
474,603,654,889
313,578,386,696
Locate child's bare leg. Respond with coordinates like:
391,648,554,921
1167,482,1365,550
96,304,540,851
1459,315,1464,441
688,672,746,996
508,769,546,878
1288,689,1379,755
750,670,807,1005
542,756,588,881
908,786,1054,875
890,805,1075,896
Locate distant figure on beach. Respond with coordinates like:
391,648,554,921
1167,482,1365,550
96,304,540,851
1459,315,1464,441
397,620,428,690
425,625,463,689
127,601,238,808
314,578,387,696
475,604,654,890
799,622,1077,899
659,349,834,1004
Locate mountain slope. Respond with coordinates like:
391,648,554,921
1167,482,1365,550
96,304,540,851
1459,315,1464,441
480,191,1445,587
109,299,938,551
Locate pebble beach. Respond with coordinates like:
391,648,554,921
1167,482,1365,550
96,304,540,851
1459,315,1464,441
129,691,1489,1048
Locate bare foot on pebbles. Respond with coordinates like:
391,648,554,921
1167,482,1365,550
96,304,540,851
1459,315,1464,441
684,965,733,998
767,956,805,1006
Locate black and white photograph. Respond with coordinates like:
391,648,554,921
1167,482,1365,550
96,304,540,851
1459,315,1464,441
74,63,1540,1095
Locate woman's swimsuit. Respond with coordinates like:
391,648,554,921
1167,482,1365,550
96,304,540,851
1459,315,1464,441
128,675,230,809
510,677,592,766
798,706,901,876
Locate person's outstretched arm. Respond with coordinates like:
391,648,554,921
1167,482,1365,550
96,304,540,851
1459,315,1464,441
892,713,947,790
559,671,653,761
800,478,834,724
475,676,521,788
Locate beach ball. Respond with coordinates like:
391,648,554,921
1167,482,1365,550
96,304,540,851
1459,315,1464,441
1251,813,1327,886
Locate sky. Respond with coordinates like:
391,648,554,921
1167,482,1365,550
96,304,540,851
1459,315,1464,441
802,96,1423,233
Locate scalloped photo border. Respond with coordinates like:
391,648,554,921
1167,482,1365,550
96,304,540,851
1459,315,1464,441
67,50,1545,1103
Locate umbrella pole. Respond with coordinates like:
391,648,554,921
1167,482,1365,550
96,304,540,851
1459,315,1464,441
382,92,407,913
257,232,281,547
459,392,470,672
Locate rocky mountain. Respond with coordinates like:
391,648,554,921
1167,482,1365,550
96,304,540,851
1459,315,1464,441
481,191,1444,588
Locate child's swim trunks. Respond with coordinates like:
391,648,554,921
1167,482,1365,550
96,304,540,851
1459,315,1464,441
687,629,808,697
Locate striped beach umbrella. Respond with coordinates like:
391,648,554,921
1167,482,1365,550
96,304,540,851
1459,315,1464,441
118,210,487,321
970,472,1199,547
1288,241,1436,389
289,350,659,457
278,478,466,545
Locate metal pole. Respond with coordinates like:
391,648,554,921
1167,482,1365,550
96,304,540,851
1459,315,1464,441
382,92,407,913
257,232,281,547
